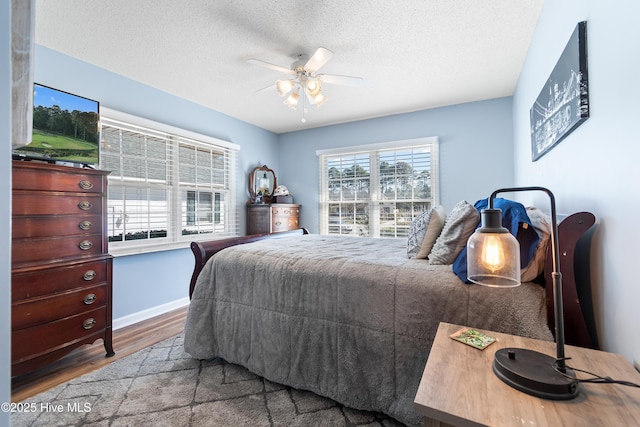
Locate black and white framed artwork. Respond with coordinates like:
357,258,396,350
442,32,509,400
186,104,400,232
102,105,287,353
530,21,589,162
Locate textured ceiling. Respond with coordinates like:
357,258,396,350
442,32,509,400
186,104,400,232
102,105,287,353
35,0,544,134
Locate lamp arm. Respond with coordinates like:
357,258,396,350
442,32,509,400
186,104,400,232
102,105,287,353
488,186,566,370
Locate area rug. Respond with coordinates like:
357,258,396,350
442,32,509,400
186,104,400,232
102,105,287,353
11,334,405,426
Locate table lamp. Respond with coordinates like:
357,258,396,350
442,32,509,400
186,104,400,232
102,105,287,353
466,186,579,400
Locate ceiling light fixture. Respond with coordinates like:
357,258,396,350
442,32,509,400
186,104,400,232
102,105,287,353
283,87,300,109
306,79,321,96
276,79,295,97
276,75,328,112
249,47,365,123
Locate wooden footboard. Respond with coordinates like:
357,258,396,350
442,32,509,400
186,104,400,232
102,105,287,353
189,228,308,298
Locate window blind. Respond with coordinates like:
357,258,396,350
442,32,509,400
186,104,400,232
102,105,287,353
318,137,439,238
100,112,238,254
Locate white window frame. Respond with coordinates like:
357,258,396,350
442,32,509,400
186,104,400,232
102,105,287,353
100,107,239,256
317,137,439,238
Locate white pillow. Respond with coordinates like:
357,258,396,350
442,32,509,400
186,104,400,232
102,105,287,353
521,207,552,282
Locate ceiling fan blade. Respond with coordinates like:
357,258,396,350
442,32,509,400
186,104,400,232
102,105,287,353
317,73,365,87
247,58,295,75
304,47,334,73
255,83,275,93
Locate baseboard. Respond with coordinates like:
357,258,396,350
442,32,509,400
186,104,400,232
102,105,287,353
112,297,190,331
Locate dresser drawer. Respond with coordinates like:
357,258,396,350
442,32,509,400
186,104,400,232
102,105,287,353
272,216,300,232
12,214,103,239
12,285,107,330
270,205,300,217
247,204,271,235
12,259,110,302
13,192,103,216
13,164,105,193
271,204,300,232
12,234,105,265
12,306,107,363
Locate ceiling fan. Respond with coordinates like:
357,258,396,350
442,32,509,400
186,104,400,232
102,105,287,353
248,47,364,119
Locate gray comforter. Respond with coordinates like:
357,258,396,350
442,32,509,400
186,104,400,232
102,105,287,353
184,234,553,426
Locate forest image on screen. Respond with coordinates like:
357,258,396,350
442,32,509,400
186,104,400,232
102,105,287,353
14,84,99,165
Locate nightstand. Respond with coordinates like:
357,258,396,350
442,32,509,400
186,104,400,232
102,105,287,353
414,322,640,426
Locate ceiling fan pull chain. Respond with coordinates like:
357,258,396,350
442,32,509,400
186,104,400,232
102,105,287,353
301,94,307,123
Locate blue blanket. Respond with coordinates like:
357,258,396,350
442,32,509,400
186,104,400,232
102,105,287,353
452,198,539,283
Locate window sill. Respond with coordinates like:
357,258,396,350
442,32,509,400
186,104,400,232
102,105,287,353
108,234,240,257
108,241,192,257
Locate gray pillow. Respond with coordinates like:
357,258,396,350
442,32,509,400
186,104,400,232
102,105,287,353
428,200,480,265
407,206,444,258
416,206,446,259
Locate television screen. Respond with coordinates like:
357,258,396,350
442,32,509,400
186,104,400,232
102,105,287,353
13,83,100,166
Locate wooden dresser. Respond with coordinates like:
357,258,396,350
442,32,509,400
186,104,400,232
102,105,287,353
246,203,301,235
11,161,114,377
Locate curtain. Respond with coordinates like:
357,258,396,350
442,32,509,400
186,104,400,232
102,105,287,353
11,0,35,148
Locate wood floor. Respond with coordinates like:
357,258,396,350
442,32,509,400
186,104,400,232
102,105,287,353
11,305,188,403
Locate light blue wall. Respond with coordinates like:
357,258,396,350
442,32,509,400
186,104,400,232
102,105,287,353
1,1,12,421
278,98,515,233
111,249,195,318
514,1,640,364
34,45,281,319
34,46,516,320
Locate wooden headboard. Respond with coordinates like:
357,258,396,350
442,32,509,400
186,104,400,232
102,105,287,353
545,211,598,349
188,213,598,350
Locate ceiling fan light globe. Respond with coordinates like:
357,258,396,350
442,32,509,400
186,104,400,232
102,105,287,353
313,93,328,108
284,90,300,109
276,79,295,97
306,80,322,97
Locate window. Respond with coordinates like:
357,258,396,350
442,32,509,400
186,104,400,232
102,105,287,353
100,108,238,254
318,137,438,238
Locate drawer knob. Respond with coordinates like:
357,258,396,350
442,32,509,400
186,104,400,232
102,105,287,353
272,209,279,214
79,180,94,190
83,293,97,305
83,270,97,281
283,209,290,214
78,200,93,211
83,318,96,330
79,220,93,230
275,221,282,226
79,240,93,250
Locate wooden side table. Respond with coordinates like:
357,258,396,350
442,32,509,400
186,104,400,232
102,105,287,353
414,322,640,426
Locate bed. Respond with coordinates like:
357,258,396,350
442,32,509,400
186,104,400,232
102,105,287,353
184,208,597,427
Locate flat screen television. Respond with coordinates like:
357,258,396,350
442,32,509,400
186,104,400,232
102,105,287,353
13,83,100,167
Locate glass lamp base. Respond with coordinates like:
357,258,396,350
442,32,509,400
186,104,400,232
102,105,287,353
493,348,579,400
